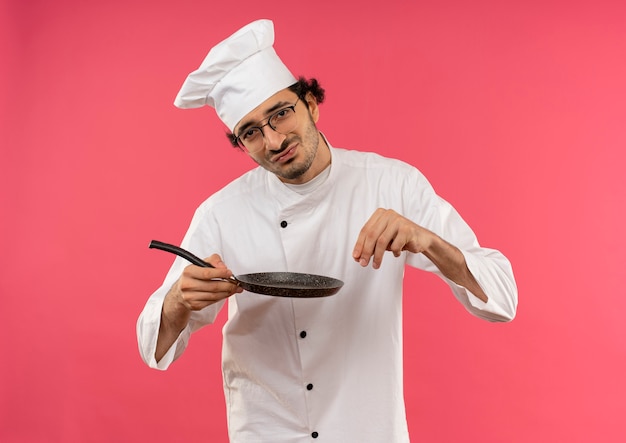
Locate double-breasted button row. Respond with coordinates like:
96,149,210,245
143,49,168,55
300,332,312,390
298,330,317,438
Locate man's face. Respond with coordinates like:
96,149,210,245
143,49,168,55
233,89,324,184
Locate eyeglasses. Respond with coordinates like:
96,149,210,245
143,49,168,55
235,99,300,153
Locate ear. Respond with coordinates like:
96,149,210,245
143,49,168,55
305,92,320,123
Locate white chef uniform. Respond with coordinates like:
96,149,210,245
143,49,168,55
137,142,517,442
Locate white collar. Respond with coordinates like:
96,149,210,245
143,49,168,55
283,164,331,195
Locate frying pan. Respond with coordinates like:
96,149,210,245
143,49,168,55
149,240,343,298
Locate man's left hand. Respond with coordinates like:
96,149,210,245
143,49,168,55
352,208,435,269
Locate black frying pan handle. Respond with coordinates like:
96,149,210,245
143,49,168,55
149,240,214,268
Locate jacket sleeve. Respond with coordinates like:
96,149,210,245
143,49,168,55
136,205,227,370
404,168,518,322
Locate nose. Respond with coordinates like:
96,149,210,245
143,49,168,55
263,127,286,151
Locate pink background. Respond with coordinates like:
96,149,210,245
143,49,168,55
2,0,625,441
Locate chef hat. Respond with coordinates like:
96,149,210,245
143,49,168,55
174,19,297,131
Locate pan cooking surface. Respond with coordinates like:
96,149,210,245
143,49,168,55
236,272,344,297
237,272,342,289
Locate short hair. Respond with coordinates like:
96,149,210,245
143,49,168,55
226,77,325,149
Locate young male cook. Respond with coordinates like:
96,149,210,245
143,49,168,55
137,19,518,443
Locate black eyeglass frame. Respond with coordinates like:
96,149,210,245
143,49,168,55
234,98,301,152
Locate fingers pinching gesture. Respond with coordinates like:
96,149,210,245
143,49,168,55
352,208,434,269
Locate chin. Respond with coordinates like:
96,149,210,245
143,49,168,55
279,164,309,181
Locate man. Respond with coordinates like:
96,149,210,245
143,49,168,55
137,19,517,442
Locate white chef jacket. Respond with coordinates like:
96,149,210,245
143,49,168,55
137,143,517,442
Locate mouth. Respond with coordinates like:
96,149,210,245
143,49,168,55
272,143,298,164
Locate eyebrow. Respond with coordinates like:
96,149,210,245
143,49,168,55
236,100,294,135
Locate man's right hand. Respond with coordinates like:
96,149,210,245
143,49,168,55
167,254,242,313
156,254,242,362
